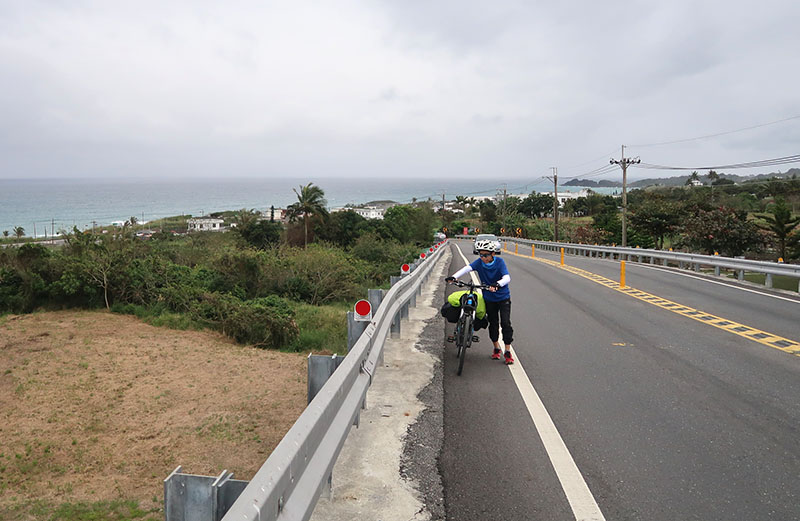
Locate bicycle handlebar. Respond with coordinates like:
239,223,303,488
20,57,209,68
447,279,495,291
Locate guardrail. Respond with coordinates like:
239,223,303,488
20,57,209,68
455,235,800,292
164,240,449,521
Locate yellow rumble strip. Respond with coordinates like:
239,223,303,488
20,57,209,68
506,249,800,357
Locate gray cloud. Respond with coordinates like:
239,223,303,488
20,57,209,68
0,0,798,181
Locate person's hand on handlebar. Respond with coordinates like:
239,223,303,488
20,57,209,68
445,276,456,283
487,284,499,292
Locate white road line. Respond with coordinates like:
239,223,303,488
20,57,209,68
507,356,606,521
453,244,606,521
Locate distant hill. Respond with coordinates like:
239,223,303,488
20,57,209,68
563,179,622,187
627,168,800,188
557,168,798,189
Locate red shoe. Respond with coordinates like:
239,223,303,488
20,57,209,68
504,350,514,365
491,348,502,360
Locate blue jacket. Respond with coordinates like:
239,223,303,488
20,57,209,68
469,257,510,302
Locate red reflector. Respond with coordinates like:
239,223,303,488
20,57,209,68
401,264,410,273
420,253,426,259
354,299,371,317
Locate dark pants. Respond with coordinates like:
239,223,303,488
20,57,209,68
485,298,513,345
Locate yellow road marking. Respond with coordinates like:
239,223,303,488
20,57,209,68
504,248,800,357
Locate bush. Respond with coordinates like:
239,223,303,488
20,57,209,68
221,296,299,348
278,245,370,304
526,220,554,241
350,234,418,283
289,302,347,353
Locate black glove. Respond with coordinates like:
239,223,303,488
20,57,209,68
445,277,455,283
490,284,500,291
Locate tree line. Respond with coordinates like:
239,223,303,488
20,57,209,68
439,175,800,260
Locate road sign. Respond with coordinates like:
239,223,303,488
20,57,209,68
354,299,372,321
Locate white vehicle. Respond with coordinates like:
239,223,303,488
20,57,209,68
472,233,501,255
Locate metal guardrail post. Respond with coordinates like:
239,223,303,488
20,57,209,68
308,354,345,404
766,274,773,288
368,289,384,314
368,288,385,365
391,309,401,338
346,312,368,352
389,275,405,333
165,467,249,521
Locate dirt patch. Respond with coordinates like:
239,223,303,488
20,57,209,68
0,311,307,517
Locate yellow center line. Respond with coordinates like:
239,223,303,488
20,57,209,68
502,247,800,357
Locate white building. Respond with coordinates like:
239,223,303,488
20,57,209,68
551,189,591,206
261,207,289,223
331,206,385,220
187,218,225,232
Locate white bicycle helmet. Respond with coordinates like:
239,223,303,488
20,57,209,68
474,239,500,253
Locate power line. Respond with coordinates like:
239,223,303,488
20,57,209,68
628,115,800,148
636,154,800,171
560,163,619,181
561,148,622,170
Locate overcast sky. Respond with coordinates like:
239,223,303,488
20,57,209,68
1,0,799,182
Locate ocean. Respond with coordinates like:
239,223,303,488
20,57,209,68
0,177,616,237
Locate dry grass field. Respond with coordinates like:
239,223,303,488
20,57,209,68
0,311,308,520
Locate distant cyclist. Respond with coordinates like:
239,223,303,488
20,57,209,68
446,239,514,364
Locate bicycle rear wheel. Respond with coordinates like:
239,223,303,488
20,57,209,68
457,314,473,376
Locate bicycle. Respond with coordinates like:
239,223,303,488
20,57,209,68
446,279,494,375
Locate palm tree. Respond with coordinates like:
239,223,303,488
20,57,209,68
286,183,328,247
757,197,800,260
685,171,700,186
2,230,8,238
13,226,25,239
708,170,720,204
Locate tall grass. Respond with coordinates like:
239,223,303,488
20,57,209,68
289,302,348,354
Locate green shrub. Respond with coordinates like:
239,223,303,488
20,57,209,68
219,295,299,348
289,302,347,353
278,245,370,305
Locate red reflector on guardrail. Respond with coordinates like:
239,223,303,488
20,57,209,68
354,299,372,321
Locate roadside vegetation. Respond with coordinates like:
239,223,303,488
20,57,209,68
0,184,441,352
443,172,800,262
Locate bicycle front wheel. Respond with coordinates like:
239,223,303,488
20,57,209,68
457,314,473,376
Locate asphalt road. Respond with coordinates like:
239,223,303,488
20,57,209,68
440,240,800,521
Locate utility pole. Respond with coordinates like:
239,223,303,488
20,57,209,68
502,186,507,234
610,145,641,247
442,193,446,213
543,168,559,242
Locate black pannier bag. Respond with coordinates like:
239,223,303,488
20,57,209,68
440,301,489,331
440,301,461,323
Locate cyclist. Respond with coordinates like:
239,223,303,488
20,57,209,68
446,239,514,364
